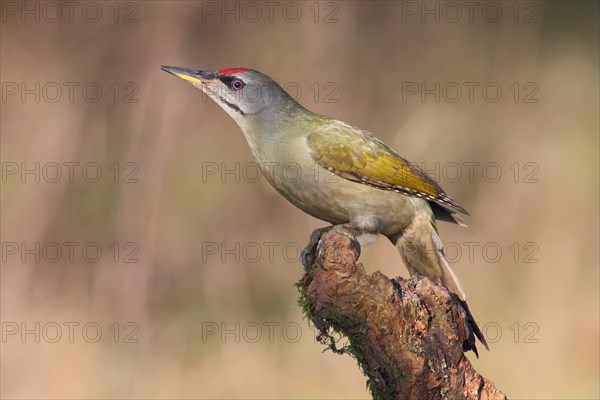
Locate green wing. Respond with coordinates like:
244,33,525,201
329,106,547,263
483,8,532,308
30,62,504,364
306,120,469,215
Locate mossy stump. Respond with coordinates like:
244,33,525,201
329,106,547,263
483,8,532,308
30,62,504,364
297,230,506,400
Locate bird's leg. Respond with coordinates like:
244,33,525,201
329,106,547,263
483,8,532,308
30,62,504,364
301,223,363,269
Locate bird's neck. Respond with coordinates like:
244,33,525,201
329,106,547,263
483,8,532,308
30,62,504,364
238,105,315,163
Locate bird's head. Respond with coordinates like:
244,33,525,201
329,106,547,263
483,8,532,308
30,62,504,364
161,66,303,128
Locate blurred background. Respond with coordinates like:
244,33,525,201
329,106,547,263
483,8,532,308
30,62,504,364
1,1,598,398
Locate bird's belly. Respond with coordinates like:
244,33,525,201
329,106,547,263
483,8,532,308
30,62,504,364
246,133,424,235
264,161,418,234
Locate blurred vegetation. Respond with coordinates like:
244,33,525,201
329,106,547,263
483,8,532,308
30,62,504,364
1,1,598,398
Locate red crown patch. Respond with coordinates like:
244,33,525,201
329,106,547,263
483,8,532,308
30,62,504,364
218,68,249,75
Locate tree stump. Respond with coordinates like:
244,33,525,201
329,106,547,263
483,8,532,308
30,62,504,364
297,230,507,400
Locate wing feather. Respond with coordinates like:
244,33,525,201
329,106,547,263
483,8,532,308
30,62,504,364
306,120,469,215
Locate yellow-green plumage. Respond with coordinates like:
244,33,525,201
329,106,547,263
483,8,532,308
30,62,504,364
307,118,468,215
161,66,488,352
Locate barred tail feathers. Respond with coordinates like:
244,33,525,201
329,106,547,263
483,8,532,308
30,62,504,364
431,229,467,301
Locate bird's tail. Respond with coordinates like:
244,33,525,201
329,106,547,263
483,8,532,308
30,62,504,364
389,215,488,354
429,229,489,352
429,229,467,301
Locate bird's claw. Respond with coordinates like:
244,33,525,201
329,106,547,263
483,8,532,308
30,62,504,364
301,225,362,269
301,226,333,269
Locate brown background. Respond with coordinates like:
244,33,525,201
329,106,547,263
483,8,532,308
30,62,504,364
1,1,598,398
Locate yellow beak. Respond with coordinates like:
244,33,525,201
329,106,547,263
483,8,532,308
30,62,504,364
161,66,217,86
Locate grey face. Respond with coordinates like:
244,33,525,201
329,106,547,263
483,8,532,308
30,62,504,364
161,66,300,126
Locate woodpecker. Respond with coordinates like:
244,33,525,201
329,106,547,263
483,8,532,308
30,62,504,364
161,66,488,353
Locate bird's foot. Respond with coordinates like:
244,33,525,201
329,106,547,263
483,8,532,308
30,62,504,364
301,226,333,269
301,224,363,270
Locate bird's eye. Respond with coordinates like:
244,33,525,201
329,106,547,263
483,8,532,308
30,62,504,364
231,79,245,90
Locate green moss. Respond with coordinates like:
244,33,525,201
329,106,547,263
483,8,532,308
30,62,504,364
296,281,314,321
296,278,406,400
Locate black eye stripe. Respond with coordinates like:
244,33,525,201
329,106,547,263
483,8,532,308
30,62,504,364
218,76,235,87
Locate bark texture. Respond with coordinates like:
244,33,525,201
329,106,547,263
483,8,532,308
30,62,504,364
297,230,507,400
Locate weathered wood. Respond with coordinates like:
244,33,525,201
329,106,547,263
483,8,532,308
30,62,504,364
297,230,506,400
